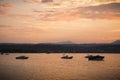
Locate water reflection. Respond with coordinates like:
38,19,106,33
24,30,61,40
0,53,120,80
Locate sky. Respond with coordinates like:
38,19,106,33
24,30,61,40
0,0,120,43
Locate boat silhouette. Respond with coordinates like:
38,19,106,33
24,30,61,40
61,55,73,59
85,55,104,61
16,56,29,59
0,52,4,55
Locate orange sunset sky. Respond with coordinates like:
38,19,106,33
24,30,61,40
0,0,120,43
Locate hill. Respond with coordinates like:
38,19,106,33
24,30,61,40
0,43,120,53
112,40,120,44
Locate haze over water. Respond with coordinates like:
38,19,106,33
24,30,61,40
0,53,120,80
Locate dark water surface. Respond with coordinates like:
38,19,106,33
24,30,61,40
0,53,120,80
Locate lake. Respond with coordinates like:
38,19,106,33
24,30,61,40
0,53,120,80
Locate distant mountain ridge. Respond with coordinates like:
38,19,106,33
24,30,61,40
54,41,75,44
0,40,120,44
54,40,120,44
112,40,120,44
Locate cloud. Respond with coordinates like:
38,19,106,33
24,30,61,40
23,0,41,4
93,0,118,2
23,0,53,4
74,2,120,20
0,1,14,15
9,14,34,19
0,25,12,28
41,0,53,3
23,0,120,7
0,24,45,33
33,2,120,21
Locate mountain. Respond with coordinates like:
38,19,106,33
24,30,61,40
112,40,120,44
55,41,75,44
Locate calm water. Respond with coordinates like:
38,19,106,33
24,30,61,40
0,53,120,80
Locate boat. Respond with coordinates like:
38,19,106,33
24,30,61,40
0,52,4,55
85,55,104,61
16,56,29,59
61,55,73,59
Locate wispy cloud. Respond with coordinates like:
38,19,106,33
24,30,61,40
23,0,41,4
74,2,120,20
0,24,45,33
23,0,53,4
33,2,120,21
41,0,53,3
9,14,34,19
0,0,14,15
23,0,120,7
0,24,13,28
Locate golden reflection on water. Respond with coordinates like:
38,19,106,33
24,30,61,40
0,53,120,80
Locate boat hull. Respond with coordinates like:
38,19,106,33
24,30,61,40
85,55,104,61
88,57,104,61
88,56,104,61
61,56,73,59
16,56,29,59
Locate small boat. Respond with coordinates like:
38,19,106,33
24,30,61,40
61,55,73,59
0,52,4,55
85,55,104,61
16,56,29,59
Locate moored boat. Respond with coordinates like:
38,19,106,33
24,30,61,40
85,55,104,61
16,56,29,59
61,55,73,59
0,52,4,55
